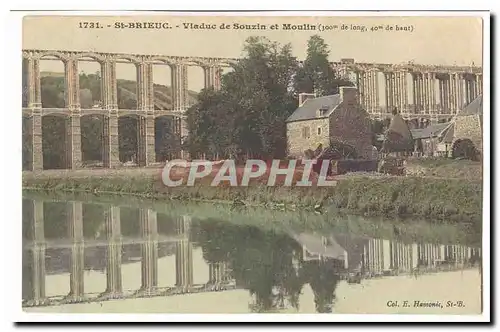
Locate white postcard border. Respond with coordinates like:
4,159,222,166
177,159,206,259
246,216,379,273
2,1,493,325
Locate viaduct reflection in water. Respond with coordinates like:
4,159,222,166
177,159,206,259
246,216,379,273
22,199,481,313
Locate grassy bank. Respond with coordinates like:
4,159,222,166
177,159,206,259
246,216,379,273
406,158,482,180
22,172,482,225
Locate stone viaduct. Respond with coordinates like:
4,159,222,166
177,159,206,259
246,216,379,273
22,199,479,308
22,49,483,171
23,199,233,306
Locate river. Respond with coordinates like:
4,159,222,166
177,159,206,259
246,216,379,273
21,193,482,314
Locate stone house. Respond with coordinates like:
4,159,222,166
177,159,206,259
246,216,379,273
452,94,482,153
286,87,372,158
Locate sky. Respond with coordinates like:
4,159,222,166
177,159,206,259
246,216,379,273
23,15,483,93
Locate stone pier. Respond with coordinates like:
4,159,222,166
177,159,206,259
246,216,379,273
105,206,122,297
64,59,82,169
175,216,194,289
101,60,120,168
22,57,43,171
139,208,158,294
23,200,46,304
67,201,85,300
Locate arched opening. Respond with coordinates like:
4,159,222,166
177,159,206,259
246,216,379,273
41,115,67,169
371,71,382,115
118,115,139,163
219,66,234,76
186,64,205,107
452,139,479,161
402,72,411,114
116,60,138,110
151,62,172,110
436,75,453,115
157,213,178,236
82,203,105,240
382,72,395,114
42,201,69,239
80,114,104,166
77,58,102,109
120,207,141,237
218,66,234,91
39,56,66,108
155,115,180,162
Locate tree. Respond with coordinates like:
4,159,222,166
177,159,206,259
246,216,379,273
452,139,480,161
79,88,93,109
118,117,138,162
185,88,229,158
193,219,306,313
302,259,341,313
81,115,103,161
294,35,353,97
185,36,298,159
40,76,65,108
371,118,388,148
41,116,67,169
79,72,102,106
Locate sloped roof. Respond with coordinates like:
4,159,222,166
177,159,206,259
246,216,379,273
457,95,482,116
382,113,414,152
411,122,453,140
442,122,455,143
387,113,413,140
286,94,342,122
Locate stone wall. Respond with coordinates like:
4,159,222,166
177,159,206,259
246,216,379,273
287,118,330,157
453,114,483,152
329,103,373,159
287,87,373,158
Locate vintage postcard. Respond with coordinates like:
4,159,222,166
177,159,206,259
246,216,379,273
17,11,489,322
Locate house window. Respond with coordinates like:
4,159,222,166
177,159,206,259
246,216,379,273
317,127,322,135
302,126,310,139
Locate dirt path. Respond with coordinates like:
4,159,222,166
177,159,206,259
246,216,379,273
23,167,164,179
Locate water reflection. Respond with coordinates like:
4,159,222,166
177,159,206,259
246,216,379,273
22,198,481,313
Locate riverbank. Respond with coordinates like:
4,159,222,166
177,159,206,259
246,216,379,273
22,169,482,225
22,190,480,246
406,158,482,180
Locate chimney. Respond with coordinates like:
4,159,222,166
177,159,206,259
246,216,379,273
339,86,358,105
298,92,316,107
